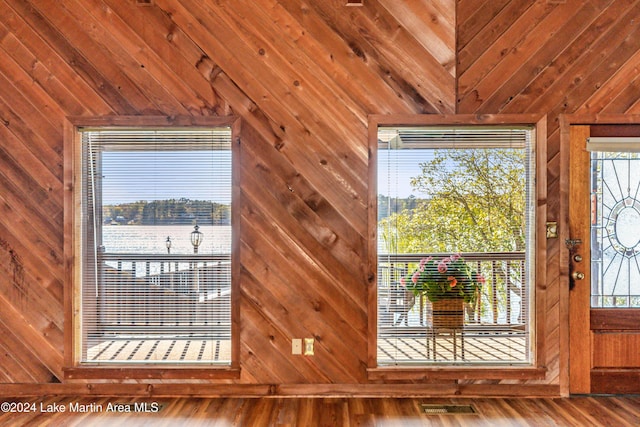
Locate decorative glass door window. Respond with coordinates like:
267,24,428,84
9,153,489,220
590,151,640,307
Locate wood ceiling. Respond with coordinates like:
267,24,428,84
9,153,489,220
1,0,639,395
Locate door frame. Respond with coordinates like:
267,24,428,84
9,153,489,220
560,114,640,395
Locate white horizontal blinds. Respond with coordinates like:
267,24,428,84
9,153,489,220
80,128,232,365
377,125,535,365
378,126,529,149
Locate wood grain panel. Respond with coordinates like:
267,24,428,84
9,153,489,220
591,370,640,394
278,0,455,113
378,0,455,73
591,309,640,330
568,125,591,394
3,0,138,114
0,293,63,381
593,333,640,368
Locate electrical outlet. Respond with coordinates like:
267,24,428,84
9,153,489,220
304,338,314,355
292,338,302,355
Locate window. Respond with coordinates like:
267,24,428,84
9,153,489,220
587,137,640,307
372,119,539,367
67,119,236,367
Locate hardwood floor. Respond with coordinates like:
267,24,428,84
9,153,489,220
1,396,639,426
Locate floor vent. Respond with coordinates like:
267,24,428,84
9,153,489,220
421,404,477,415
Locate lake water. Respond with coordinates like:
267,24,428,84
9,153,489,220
103,225,232,254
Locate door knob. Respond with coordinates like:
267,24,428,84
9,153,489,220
572,271,585,280
573,254,583,262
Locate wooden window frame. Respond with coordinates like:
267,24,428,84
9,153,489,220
63,116,241,380
366,114,548,380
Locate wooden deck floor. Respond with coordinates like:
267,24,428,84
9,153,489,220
87,339,231,363
1,396,639,426
379,335,527,364
378,328,528,364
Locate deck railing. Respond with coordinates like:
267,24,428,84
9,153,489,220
378,252,527,328
93,253,231,335
101,252,230,291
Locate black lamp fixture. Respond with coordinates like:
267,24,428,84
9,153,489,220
190,224,203,254
165,236,172,254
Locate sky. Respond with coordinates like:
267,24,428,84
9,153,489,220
101,150,232,205
377,149,429,199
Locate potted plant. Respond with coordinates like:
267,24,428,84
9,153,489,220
400,254,485,328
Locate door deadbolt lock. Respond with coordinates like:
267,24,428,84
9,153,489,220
572,271,585,280
566,239,582,249
573,254,583,262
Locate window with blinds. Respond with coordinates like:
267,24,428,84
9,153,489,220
78,127,233,365
376,126,536,366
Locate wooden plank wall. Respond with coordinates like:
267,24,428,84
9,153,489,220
0,0,639,395
457,0,640,392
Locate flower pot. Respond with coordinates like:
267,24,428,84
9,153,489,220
430,298,464,329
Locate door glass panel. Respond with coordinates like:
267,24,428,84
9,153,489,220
591,152,640,307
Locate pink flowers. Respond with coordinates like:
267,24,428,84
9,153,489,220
401,253,483,304
437,261,448,273
411,271,420,283
419,256,433,271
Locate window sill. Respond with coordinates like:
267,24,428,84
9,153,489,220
367,366,547,381
63,366,241,380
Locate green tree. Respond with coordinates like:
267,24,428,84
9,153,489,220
380,148,526,254
104,199,231,225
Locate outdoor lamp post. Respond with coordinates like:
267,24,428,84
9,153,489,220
190,224,203,292
190,224,203,254
165,236,172,254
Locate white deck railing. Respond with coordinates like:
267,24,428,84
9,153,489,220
378,252,527,327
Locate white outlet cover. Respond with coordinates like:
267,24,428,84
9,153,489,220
292,338,302,355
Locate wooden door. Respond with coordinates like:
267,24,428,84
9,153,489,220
569,125,640,394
